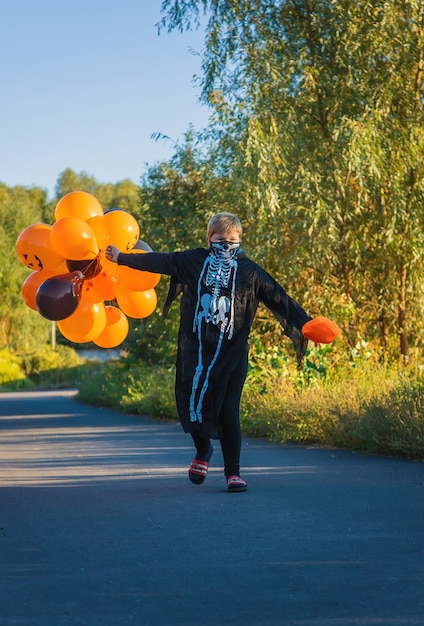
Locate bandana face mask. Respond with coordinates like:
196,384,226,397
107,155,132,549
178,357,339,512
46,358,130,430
210,241,241,260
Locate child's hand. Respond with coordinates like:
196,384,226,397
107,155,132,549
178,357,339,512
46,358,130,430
106,245,120,263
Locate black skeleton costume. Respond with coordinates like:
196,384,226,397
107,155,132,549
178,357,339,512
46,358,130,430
117,245,311,439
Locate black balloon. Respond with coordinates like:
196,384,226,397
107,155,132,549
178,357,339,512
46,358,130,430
36,271,85,321
66,255,102,279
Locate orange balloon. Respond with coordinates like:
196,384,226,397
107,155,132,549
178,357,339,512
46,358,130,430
53,258,70,273
58,297,107,343
101,210,140,251
16,223,65,271
51,217,99,261
87,270,118,301
100,254,120,275
55,191,103,222
93,306,129,348
79,278,102,304
21,269,58,310
116,285,157,319
113,264,160,292
111,249,160,291
87,215,107,249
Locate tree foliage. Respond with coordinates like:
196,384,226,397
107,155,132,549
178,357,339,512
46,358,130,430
0,183,53,349
3,2,424,362
159,0,424,358
55,168,140,215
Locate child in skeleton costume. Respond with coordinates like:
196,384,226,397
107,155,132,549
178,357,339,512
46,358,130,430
106,213,315,492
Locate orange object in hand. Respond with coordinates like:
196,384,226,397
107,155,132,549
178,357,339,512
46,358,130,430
302,316,340,344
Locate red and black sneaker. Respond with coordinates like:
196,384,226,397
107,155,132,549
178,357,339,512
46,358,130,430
188,445,213,485
227,475,248,492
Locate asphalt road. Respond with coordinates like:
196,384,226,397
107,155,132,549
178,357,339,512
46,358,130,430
1,389,423,626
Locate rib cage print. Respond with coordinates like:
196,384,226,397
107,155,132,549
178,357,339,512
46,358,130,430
190,252,238,423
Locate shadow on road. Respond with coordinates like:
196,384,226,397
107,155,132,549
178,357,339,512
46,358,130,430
1,389,423,625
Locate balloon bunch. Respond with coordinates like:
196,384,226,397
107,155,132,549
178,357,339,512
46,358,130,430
16,191,160,348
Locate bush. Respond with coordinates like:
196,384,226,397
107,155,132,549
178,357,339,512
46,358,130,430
241,355,424,459
0,349,29,387
0,345,85,390
343,377,424,459
3,341,424,461
77,358,178,419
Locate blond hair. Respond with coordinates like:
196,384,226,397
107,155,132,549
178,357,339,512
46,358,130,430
207,212,242,240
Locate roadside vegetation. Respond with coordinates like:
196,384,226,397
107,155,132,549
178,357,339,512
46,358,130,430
0,345,86,390
1,1,424,462
2,340,423,462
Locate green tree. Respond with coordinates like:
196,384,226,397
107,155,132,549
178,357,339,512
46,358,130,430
55,168,139,214
55,169,98,198
160,0,424,358
0,184,52,350
128,131,215,361
139,129,217,250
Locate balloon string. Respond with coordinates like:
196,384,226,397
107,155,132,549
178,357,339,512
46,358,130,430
81,254,101,275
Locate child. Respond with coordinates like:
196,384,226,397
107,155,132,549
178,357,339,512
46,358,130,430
106,212,321,492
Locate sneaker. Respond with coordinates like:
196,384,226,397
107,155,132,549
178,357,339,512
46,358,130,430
227,475,248,492
188,444,213,485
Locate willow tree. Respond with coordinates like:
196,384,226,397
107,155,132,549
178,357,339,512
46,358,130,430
159,0,424,358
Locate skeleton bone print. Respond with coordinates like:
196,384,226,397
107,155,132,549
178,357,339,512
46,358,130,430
190,250,239,423
114,241,311,440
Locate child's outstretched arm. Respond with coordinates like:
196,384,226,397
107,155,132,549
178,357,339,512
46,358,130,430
106,244,177,276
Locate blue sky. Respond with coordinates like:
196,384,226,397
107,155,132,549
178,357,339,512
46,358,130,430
1,1,210,198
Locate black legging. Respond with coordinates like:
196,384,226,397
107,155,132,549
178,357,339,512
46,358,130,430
191,356,248,477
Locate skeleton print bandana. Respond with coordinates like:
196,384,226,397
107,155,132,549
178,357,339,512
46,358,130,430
189,246,240,423
210,240,240,260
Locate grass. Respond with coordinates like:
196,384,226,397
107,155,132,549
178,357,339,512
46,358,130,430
75,349,424,460
240,361,420,457
2,344,424,461
77,358,178,419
